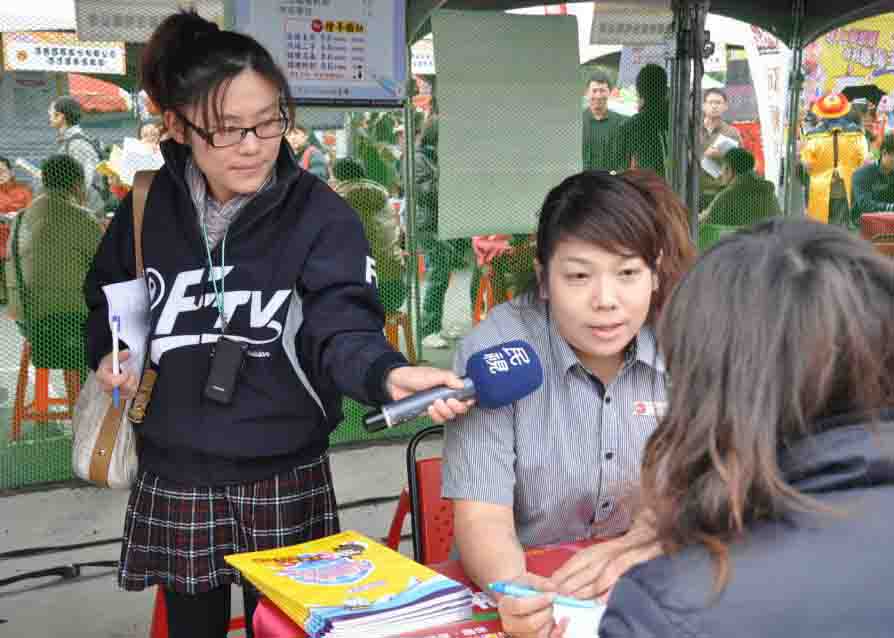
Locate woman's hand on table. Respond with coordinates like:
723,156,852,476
496,572,559,638
550,534,662,601
385,365,474,423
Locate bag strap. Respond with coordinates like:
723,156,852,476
87,170,156,487
131,170,156,276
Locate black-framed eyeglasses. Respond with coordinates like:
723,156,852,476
177,107,290,148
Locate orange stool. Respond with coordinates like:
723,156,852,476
385,312,417,363
10,340,81,441
150,587,246,637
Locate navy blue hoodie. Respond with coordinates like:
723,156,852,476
84,140,407,485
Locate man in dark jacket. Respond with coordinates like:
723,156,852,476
852,132,894,221
582,71,627,171
701,148,781,226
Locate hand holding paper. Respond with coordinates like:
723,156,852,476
701,134,740,179
97,278,151,402
493,580,606,638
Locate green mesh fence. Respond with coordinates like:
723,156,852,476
0,3,811,490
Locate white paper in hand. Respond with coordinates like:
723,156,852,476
108,137,164,187
102,278,151,377
701,133,740,178
553,600,606,638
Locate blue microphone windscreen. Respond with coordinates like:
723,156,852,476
465,340,543,409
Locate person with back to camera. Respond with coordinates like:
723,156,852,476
700,147,782,226
504,218,894,638
83,11,471,638
442,170,696,638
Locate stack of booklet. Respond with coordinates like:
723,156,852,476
226,531,473,638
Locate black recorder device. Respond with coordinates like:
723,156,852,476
204,336,248,404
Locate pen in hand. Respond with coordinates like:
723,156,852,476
111,315,121,408
489,582,598,609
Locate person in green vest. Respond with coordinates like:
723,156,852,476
6,154,103,369
700,147,782,227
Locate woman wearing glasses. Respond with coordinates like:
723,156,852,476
84,11,470,637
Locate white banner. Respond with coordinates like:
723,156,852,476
590,0,672,46
411,37,435,75
75,0,223,43
2,32,126,75
743,26,792,189
433,10,581,238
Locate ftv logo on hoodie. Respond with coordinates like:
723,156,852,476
146,267,291,363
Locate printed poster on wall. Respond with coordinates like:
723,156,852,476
802,14,894,105
233,0,407,106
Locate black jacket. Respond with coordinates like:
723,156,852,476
852,161,894,219
602,413,894,638
84,140,407,485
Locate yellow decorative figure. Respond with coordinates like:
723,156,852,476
801,94,869,223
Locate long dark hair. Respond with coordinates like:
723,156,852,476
643,219,894,590
534,170,693,321
141,10,290,129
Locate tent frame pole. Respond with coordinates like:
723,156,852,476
783,0,807,216
670,0,710,241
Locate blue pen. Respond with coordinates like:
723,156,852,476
111,315,121,408
489,582,598,609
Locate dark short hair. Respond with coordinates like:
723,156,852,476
636,64,668,105
722,147,755,175
881,133,894,156
52,96,82,126
587,70,614,90
41,154,84,194
535,170,693,321
0,156,11,171
703,88,729,103
332,157,367,182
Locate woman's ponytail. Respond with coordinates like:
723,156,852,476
140,10,220,112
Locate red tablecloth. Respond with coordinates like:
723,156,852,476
253,540,596,638
860,212,894,240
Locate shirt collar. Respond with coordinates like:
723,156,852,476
543,298,666,377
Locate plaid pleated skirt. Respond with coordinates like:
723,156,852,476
118,455,339,594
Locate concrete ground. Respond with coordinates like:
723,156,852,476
0,437,442,637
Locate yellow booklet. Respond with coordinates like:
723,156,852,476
226,531,472,638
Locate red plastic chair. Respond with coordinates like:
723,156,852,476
385,425,454,565
149,587,246,637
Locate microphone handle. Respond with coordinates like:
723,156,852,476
364,378,476,431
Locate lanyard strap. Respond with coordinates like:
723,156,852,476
199,211,229,332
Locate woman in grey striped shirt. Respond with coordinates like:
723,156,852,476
443,171,695,628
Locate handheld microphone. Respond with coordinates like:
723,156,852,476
363,340,543,432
